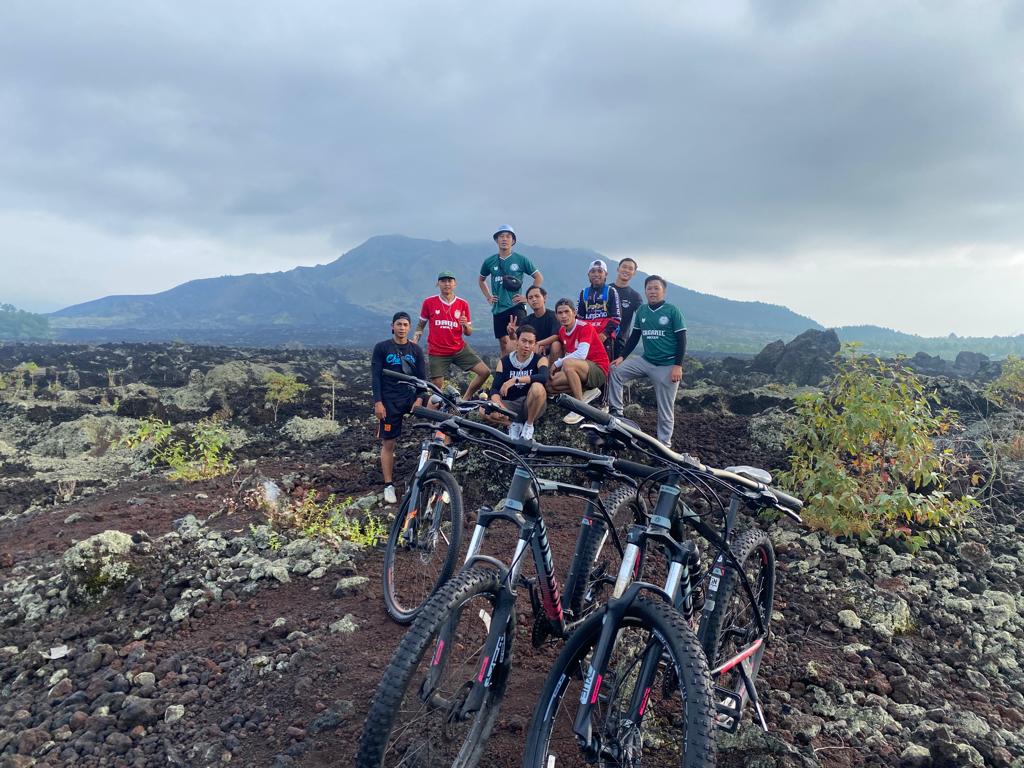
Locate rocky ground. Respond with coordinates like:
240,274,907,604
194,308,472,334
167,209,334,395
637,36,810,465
0,339,1022,767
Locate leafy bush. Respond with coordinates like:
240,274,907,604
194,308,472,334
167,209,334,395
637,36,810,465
123,416,233,481
265,372,308,422
235,488,385,547
780,348,976,544
975,356,1024,490
984,355,1024,409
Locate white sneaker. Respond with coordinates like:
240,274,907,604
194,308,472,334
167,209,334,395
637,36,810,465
581,388,602,404
563,411,584,426
508,422,523,440
521,423,535,441
383,485,398,505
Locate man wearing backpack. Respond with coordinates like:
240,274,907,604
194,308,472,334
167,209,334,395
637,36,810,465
577,259,622,356
479,225,543,356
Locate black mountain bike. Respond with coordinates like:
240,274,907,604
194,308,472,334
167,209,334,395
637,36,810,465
380,370,515,624
523,395,804,768
355,407,703,768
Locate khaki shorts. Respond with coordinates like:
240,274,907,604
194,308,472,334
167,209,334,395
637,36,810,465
584,362,607,390
429,345,483,379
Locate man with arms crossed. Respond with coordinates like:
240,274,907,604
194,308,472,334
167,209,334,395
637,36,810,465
546,299,609,425
479,225,543,356
485,324,549,441
413,271,491,400
608,275,686,447
372,312,427,505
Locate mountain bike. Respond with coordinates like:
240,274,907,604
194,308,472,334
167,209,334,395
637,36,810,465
380,370,515,624
523,395,804,768
355,407,699,768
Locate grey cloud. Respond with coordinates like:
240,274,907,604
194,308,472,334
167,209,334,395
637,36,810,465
1,0,1023,280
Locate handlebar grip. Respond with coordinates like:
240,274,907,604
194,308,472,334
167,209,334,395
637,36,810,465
411,406,448,423
612,459,664,481
771,488,804,512
383,370,420,383
555,394,612,426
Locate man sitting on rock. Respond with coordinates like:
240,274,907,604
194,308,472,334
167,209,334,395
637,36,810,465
371,311,426,505
608,275,686,448
546,299,609,424
485,324,549,441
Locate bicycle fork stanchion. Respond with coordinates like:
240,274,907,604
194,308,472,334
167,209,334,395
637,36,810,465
438,467,546,719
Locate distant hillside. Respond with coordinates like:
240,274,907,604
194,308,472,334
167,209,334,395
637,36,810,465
48,235,820,351
836,325,1024,359
0,304,50,341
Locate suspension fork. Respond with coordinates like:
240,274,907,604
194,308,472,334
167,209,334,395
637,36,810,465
428,468,538,716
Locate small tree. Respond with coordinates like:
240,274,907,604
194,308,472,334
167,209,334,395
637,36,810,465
265,372,308,422
319,371,338,420
780,347,976,545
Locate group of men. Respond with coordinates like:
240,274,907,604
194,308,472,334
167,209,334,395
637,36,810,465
370,225,687,503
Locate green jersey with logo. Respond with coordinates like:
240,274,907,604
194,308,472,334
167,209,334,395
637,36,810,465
634,302,686,365
480,252,538,314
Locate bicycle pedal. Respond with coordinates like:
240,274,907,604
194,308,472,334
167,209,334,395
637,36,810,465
713,687,743,733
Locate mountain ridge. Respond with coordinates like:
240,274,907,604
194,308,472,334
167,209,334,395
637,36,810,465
41,235,1024,356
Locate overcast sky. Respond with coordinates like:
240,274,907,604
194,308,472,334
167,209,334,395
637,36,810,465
2,1,1022,337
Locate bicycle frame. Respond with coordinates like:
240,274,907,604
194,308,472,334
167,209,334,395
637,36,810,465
425,465,613,721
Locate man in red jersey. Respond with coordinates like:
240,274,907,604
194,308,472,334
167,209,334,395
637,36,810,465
413,271,491,399
546,298,608,424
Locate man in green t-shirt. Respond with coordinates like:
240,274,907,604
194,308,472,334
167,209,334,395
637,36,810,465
478,225,543,356
608,275,687,447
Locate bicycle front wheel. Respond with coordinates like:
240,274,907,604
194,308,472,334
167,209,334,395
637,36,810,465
698,528,775,723
524,596,716,768
358,567,513,768
563,485,647,620
382,470,463,624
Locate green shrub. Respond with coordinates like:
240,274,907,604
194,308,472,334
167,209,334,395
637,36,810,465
123,416,233,481
779,348,976,545
984,355,1024,409
267,490,386,546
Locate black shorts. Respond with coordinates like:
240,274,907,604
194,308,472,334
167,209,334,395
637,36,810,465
378,393,417,441
493,305,527,339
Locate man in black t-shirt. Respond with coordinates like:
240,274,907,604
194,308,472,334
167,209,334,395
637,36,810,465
508,285,559,356
371,311,427,504
612,258,643,360
486,325,549,441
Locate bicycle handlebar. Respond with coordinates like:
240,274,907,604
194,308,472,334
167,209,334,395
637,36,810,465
387,370,516,419
556,393,803,515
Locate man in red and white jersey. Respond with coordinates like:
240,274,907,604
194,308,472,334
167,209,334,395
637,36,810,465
413,271,491,399
546,298,609,424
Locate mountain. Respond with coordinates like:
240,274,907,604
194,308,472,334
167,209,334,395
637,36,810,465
47,235,820,351
44,234,1022,356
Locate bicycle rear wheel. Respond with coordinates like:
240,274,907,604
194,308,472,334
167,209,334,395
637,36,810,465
382,470,463,624
698,528,775,726
358,567,512,768
524,596,716,768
